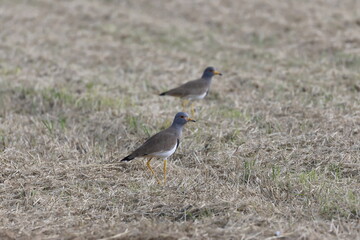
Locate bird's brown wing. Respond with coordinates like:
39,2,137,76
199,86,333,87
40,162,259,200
129,128,178,158
162,78,209,97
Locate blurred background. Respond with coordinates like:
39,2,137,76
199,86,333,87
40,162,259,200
0,1,359,239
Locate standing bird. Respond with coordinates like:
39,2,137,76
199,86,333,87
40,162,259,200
160,67,222,115
121,112,196,184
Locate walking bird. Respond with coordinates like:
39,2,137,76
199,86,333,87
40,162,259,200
160,67,222,115
121,112,196,184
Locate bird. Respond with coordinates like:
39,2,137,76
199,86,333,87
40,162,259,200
160,66,222,115
121,112,196,184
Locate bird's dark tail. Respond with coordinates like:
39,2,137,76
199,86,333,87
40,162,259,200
159,91,167,96
121,155,135,162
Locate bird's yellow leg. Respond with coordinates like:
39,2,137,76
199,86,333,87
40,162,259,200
181,99,189,112
163,159,167,184
146,158,161,184
190,102,195,116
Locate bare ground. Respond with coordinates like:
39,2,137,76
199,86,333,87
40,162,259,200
0,0,360,239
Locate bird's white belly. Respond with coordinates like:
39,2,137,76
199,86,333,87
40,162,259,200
187,91,207,100
151,144,177,158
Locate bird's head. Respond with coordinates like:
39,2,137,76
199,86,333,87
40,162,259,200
173,112,196,126
202,66,222,79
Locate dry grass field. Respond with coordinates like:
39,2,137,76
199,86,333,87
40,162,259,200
1,0,360,239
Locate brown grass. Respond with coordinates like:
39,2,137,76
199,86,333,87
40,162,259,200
1,0,360,239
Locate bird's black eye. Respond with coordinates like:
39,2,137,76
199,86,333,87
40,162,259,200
180,116,185,118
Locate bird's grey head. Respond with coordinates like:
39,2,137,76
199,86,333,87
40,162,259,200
172,112,196,127
202,66,222,79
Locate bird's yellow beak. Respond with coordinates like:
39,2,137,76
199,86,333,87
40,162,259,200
186,117,196,122
213,71,222,76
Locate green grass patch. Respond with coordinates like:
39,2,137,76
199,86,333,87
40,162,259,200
220,107,252,121
6,85,132,115
293,169,359,219
333,53,360,70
